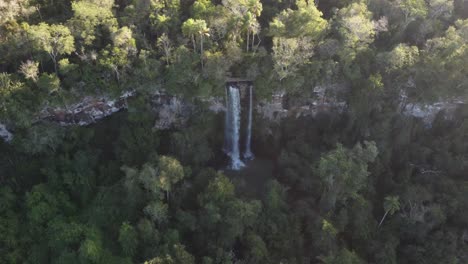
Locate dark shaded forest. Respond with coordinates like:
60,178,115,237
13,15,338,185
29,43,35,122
0,0,467,263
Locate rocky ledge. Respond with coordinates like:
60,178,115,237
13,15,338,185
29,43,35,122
403,99,465,126
0,86,465,143
39,91,136,126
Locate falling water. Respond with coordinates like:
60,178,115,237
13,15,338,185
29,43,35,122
224,85,245,170
223,86,231,154
243,85,254,160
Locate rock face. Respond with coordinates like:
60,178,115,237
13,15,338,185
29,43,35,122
257,86,464,126
256,90,288,122
203,97,225,113
39,90,136,126
36,89,220,131
0,124,13,142
403,100,465,126
0,84,465,143
152,91,193,130
256,87,347,123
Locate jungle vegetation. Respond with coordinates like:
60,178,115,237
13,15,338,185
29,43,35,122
0,0,467,263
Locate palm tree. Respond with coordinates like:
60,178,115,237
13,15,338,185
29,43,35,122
243,12,254,51
379,196,400,228
181,19,198,51
246,0,262,18
181,18,209,68
197,23,209,69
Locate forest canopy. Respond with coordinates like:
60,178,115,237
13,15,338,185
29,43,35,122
0,0,467,263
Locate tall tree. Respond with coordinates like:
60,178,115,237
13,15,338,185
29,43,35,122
19,60,39,82
157,156,185,200
181,18,209,67
379,196,400,228
28,23,75,73
269,0,327,80
397,0,428,26
317,141,378,212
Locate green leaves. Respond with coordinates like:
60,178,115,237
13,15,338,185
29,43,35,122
158,156,185,199
69,1,118,47
337,2,375,51
398,0,428,24
317,141,378,211
378,44,419,73
182,18,209,53
384,196,400,215
269,0,327,80
119,222,138,257
28,23,75,72
269,0,327,39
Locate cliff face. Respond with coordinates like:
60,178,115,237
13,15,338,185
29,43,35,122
257,88,465,125
256,89,347,123
0,86,464,143
152,91,193,130
0,124,13,142
39,91,136,126
403,100,465,126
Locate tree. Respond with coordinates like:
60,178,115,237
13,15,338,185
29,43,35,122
37,73,60,94
319,248,365,264
144,201,168,225
28,23,75,73
269,0,327,80
181,18,209,65
0,187,22,263
118,222,138,257
197,173,262,250
336,2,375,80
68,1,118,48
269,0,327,39
379,196,400,228
112,26,136,53
157,156,185,200
242,11,261,52
0,0,34,25
397,0,428,26
317,141,378,212
272,36,314,80
337,2,375,52
157,33,173,64
19,60,39,82
428,0,454,20
377,44,419,73
243,0,263,51
192,0,217,19
414,19,468,101
149,0,181,35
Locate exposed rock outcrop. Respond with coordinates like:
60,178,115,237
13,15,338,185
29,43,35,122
403,99,465,126
39,90,136,126
0,124,13,142
0,83,465,144
152,91,193,130
256,87,347,123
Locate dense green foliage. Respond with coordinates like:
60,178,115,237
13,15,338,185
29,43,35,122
1,0,467,263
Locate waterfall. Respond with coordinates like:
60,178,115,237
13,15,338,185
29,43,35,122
243,85,254,160
223,86,231,154
224,85,245,170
